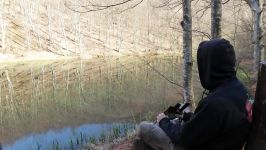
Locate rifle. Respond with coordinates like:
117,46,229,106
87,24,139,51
164,102,190,120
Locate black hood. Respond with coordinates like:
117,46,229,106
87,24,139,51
197,39,236,91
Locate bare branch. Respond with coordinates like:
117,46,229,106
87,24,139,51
65,0,143,13
222,0,230,4
192,29,211,39
118,0,144,13
151,0,182,10
81,0,134,8
195,4,211,18
151,0,175,8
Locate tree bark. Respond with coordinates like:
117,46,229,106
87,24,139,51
262,0,266,61
245,0,264,73
211,0,222,39
246,62,266,150
253,11,263,72
182,0,194,108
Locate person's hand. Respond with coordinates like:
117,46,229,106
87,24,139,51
182,112,193,122
156,113,167,123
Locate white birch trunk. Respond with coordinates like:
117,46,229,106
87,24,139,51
263,0,266,61
182,0,194,108
47,2,52,40
75,0,82,57
0,9,6,51
60,16,68,52
253,10,263,72
211,0,222,39
245,0,264,73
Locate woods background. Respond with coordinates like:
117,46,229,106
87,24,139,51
0,0,264,62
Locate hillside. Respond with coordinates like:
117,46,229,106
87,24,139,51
1,0,260,61
0,0,183,60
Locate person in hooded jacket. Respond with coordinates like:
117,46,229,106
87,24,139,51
134,39,252,150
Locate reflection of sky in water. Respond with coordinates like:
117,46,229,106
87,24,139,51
3,123,134,150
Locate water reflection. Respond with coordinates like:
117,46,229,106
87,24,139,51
3,123,134,150
0,55,200,148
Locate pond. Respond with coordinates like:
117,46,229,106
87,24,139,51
0,55,202,149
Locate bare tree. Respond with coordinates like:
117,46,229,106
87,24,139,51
0,0,4,50
245,0,264,73
65,0,144,13
46,2,53,41
211,0,222,39
262,0,266,60
0,8,6,51
182,0,194,108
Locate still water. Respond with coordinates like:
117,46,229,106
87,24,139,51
4,123,134,150
0,55,200,149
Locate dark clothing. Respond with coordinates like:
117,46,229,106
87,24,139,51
159,39,252,150
197,39,236,91
159,78,251,150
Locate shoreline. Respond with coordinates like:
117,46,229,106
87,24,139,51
0,50,182,63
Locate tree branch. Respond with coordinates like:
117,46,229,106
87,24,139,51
65,0,143,13
118,0,144,13
222,0,230,4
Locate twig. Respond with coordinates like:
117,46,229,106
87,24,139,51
118,0,144,13
65,0,143,13
222,0,231,4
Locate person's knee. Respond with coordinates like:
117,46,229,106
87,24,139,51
138,121,168,141
135,121,177,150
136,121,153,138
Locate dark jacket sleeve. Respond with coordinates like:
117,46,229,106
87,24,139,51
182,112,193,122
159,117,182,143
180,98,226,147
159,98,227,147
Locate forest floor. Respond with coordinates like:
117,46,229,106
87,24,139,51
82,134,135,150
112,137,134,150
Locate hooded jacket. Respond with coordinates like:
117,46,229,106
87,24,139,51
159,39,252,150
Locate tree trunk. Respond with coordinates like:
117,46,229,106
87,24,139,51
246,62,266,150
263,2,265,61
245,0,263,74
211,0,222,39
0,10,6,51
262,0,266,61
182,0,194,108
253,9,263,73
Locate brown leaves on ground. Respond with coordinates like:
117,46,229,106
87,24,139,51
82,136,135,150
113,137,134,150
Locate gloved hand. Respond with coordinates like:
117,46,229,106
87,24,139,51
181,112,193,122
164,103,181,114
164,103,182,119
